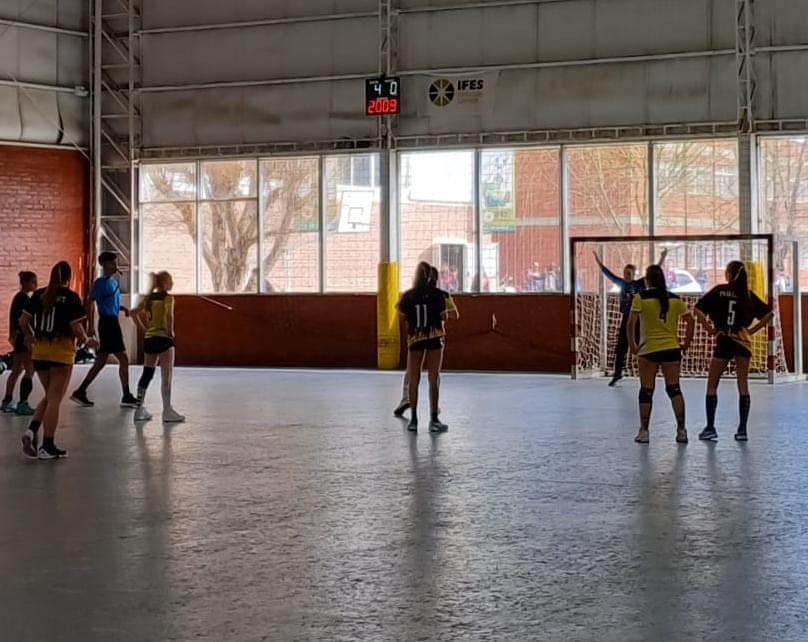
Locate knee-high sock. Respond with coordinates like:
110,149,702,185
137,367,155,402
19,376,33,403
739,395,751,431
706,394,718,429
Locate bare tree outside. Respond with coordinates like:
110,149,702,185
760,137,808,287
143,159,319,293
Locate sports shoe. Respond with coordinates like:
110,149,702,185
15,401,34,416
608,376,623,387
38,444,68,460
407,419,418,432
70,390,94,407
120,393,139,408
634,428,649,443
429,419,449,433
699,427,718,441
134,405,153,423
162,408,185,423
393,400,410,417
734,427,748,442
21,429,38,459
676,428,689,444
1,399,16,413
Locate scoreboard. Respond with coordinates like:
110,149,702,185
365,76,401,116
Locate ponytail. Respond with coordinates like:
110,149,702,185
644,264,671,321
726,261,750,300
42,261,71,312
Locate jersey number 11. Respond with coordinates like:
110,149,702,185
415,304,429,328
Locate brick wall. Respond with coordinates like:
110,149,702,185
0,146,89,347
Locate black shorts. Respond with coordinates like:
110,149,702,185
34,360,71,372
143,336,175,355
409,337,445,352
714,334,752,360
98,316,126,355
640,348,682,364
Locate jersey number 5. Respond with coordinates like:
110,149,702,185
415,304,429,328
727,300,736,327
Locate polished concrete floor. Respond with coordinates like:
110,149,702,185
1,367,807,641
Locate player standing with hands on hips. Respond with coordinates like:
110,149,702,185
71,252,139,408
594,248,668,386
627,264,694,444
694,261,773,442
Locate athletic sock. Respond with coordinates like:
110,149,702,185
431,411,439,422
137,367,155,401
739,395,751,431
42,437,53,449
1,395,11,404
161,385,171,412
410,409,418,424
706,394,718,429
20,376,33,402
28,419,41,435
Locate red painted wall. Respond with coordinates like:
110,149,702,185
172,294,379,368
0,146,89,346
172,293,571,372
171,292,808,374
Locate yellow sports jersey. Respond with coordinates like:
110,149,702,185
631,292,689,355
143,293,173,338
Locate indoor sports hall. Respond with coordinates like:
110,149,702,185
1,1,808,641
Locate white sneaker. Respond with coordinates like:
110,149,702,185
134,405,153,423
429,419,449,433
162,408,185,423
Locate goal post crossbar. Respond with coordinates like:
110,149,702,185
569,233,800,383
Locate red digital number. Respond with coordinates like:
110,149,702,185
367,97,399,115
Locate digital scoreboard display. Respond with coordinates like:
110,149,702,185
365,76,401,116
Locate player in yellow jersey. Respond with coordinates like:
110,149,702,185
133,272,184,423
627,264,695,444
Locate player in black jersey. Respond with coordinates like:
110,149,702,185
694,261,773,441
397,262,458,432
18,262,98,460
393,265,457,418
2,271,37,415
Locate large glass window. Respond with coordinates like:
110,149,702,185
140,163,198,293
759,136,808,291
480,148,561,292
653,140,740,292
399,151,476,293
324,155,380,292
198,160,259,293
260,158,320,293
655,140,739,234
567,144,649,273
141,140,754,296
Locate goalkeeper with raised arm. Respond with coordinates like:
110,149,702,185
593,247,668,386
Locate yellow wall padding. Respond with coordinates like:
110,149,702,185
743,261,768,367
743,261,766,300
377,262,401,369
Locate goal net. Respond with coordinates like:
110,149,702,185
570,234,800,382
